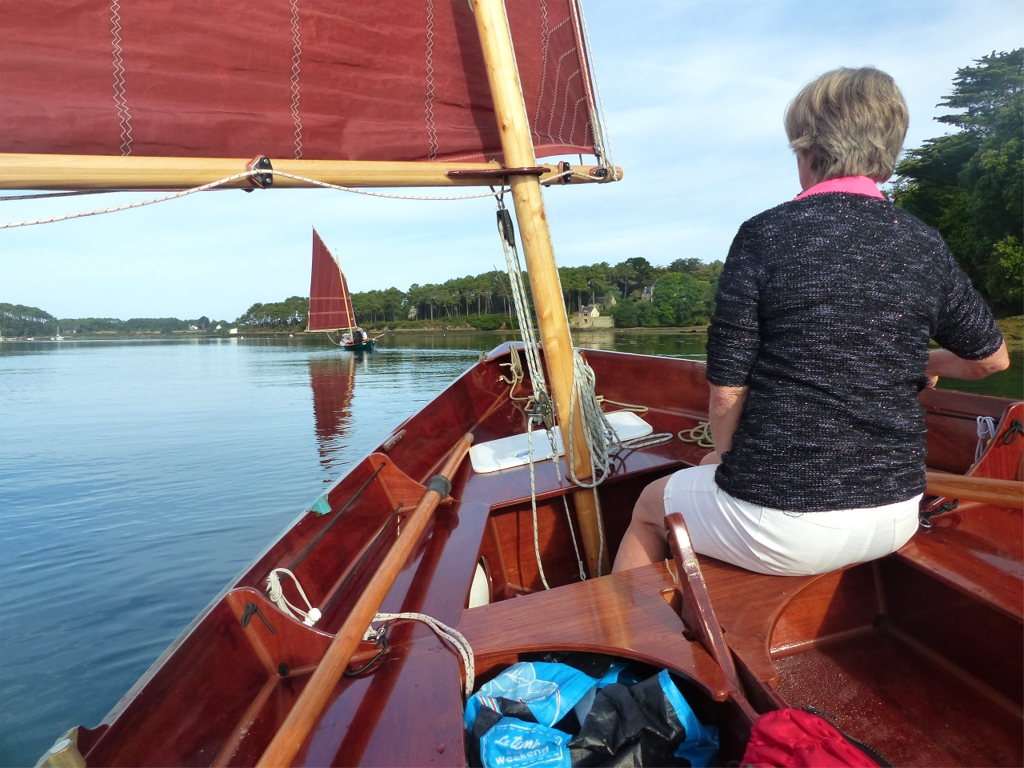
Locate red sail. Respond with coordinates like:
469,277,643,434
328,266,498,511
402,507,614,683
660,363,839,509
308,229,356,333
0,0,599,162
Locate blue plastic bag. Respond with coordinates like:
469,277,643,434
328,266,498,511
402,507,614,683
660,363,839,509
659,670,719,767
465,661,598,729
479,718,573,768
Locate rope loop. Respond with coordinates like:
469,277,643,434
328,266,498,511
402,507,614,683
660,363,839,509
976,416,998,464
369,612,475,696
678,421,714,449
265,568,322,627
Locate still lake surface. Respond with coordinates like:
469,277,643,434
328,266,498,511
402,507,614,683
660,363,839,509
1,332,1020,766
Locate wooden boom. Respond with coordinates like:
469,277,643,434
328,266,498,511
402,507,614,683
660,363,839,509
256,434,473,768
472,0,609,576
0,153,621,191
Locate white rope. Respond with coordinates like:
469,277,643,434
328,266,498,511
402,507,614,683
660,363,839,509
561,495,587,582
527,421,551,590
524,419,569,590
566,350,617,489
0,170,255,229
269,169,506,201
976,416,998,464
265,568,322,627
0,168,509,230
369,612,475,696
678,421,714,449
496,196,553,428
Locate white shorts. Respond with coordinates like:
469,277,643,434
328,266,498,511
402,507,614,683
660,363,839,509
663,465,921,576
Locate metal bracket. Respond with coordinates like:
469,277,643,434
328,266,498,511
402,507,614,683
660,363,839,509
247,156,274,189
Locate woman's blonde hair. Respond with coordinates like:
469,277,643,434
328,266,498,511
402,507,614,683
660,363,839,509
785,67,909,185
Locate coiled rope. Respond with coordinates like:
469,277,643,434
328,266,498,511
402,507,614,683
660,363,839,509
265,568,322,627
678,421,714,449
975,416,997,464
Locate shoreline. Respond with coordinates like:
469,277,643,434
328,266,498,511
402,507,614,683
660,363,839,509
4,316,1019,351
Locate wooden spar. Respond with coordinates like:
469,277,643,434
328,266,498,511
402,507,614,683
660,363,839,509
472,0,609,576
925,471,1024,510
0,153,621,191
338,262,355,340
255,434,473,768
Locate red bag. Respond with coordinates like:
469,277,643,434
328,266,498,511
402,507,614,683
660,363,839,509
742,708,888,767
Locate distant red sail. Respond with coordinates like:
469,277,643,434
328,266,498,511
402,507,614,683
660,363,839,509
308,229,356,333
0,0,599,162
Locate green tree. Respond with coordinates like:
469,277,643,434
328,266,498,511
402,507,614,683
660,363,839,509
652,272,716,326
609,299,640,327
236,296,309,330
892,49,1023,308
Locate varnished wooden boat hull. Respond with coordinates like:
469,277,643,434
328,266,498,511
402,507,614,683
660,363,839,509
51,346,1022,767
341,340,376,352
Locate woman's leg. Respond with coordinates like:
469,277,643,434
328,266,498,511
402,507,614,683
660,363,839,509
612,475,671,572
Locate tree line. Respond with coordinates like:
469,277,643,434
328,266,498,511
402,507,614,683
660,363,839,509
0,256,727,336
892,48,1023,308
353,256,724,328
231,256,725,331
0,303,228,337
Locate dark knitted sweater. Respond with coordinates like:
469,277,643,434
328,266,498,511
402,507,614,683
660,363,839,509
706,193,1003,511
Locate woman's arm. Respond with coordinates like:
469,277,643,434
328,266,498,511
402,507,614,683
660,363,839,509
700,384,749,465
926,340,1009,386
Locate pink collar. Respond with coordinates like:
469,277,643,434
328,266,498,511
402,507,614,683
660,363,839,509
796,176,884,200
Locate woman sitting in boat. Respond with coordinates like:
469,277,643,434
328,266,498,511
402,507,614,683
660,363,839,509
614,67,1009,577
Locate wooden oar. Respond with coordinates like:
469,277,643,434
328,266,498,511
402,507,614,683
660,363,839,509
925,470,1024,510
256,434,474,768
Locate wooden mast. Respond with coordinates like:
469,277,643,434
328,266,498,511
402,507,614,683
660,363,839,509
472,0,609,574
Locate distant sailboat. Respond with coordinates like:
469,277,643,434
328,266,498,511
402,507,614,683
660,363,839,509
307,228,376,351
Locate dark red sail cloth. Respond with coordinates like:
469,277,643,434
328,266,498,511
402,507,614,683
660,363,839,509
308,229,356,333
0,0,599,162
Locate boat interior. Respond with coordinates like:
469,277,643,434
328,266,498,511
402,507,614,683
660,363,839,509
68,345,1023,767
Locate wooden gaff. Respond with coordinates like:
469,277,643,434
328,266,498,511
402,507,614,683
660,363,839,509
255,434,473,768
0,154,620,191
472,0,610,576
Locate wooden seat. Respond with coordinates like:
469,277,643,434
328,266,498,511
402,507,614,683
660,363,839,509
458,560,738,702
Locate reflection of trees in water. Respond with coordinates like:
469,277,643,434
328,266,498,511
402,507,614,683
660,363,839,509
308,355,356,478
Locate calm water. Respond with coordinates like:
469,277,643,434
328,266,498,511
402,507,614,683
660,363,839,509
0,332,1019,766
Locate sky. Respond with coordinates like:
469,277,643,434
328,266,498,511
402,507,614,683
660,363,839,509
1,0,1021,322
